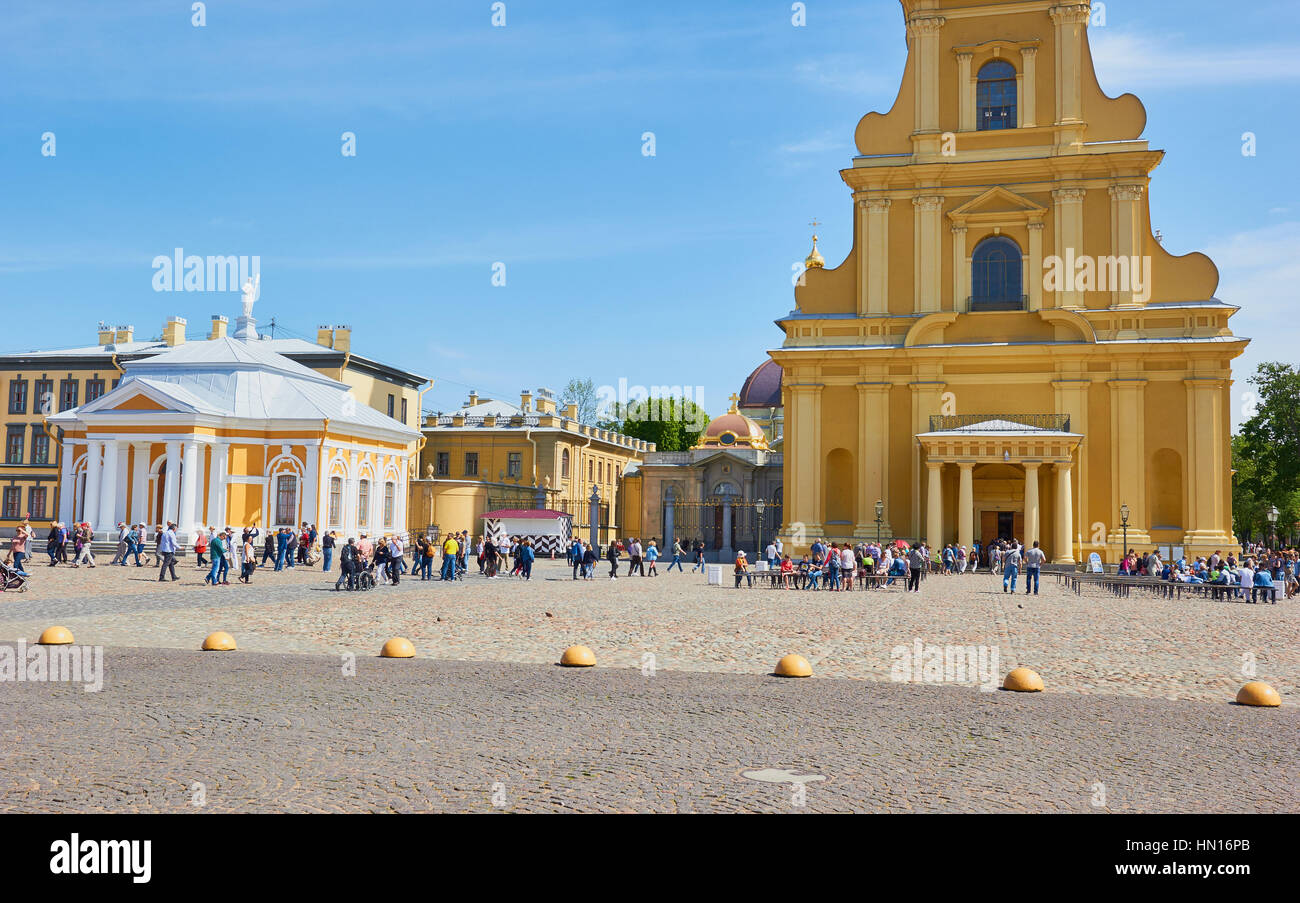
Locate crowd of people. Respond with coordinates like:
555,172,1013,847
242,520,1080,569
3,511,1298,605
1117,546,1297,602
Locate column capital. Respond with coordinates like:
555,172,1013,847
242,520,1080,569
926,460,944,471
1049,3,1091,26
906,14,946,37
912,195,945,211
954,50,974,62
1108,184,1145,202
1020,45,1039,59
860,198,893,212
957,461,975,471
1023,461,1042,471
1052,187,1088,204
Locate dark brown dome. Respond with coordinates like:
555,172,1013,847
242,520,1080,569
738,359,782,409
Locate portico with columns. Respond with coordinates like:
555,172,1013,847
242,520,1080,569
917,419,1082,563
49,303,418,547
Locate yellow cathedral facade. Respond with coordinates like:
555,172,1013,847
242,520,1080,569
773,0,1247,563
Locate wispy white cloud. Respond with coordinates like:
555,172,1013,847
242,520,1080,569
1091,31,1300,90
1205,221,1300,427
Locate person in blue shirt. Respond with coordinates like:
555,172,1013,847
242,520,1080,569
156,523,179,581
1253,568,1275,603
275,528,289,571
644,540,659,576
520,539,535,580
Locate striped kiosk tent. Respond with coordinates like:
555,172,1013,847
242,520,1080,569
480,509,573,558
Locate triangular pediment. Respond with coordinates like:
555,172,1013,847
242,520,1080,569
75,378,216,417
948,186,1047,224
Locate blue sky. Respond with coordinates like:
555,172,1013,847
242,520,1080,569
1,0,1296,427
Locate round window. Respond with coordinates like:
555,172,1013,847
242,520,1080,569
719,431,737,446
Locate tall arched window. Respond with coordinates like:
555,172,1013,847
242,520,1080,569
357,479,370,528
977,60,1017,130
383,481,395,529
971,236,1024,310
275,475,298,527
561,449,570,479
328,476,342,526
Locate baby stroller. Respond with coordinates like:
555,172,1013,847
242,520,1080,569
0,560,29,593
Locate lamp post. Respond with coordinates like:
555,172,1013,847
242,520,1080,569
875,499,884,546
1267,505,1279,549
755,498,766,558
1120,503,1130,565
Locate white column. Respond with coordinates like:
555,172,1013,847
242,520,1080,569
958,462,974,550
96,439,119,534
302,445,320,527
926,461,944,551
913,196,944,313
956,52,974,131
192,442,207,528
162,440,181,527
1020,46,1038,127
177,440,200,541
59,440,78,524
114,441,130,527
1028,222,1045,311
951,225,968,312
207,442,228,527
1052,188,1086,308
1055,462,1075,564
83,440,103,533
864,199,892,315
1024,462,1041,548
130,443,150,525
1109,184,1145,308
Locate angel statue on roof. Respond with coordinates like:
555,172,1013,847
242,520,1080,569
240,273,261,317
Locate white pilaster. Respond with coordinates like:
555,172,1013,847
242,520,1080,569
59,440,78,524
162,440,181,527
83,440,103,533
96,439,119,534
177,440,200,541
303,445,320,527
129,443,150,525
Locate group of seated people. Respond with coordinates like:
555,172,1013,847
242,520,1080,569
761,545,916,590
1118,548,1297,602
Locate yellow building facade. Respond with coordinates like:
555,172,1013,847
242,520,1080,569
773,0,1247,563
1,315,426,537
412,389,653,544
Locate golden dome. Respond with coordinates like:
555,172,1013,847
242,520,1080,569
694,395,769,450
804,234,825,269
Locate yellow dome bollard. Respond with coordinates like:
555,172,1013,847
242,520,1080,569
201,631,237,651
37,626,74,646
380,637,416,659
1002,667,1044,692
1236,681,1281,707
774,654,812,678
560,645,596,667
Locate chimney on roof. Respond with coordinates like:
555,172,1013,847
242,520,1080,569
520,390,533,412
468,391,479,407
316,326,334,349
97,321,114,346
162,317,187,347
331,326,351,354
208,315,228,340
114,325,134,344
563,402,577,421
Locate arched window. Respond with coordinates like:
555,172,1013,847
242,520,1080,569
357,479,370,528
383,481,395,529
561,449,570,479
971,236,1024,310
977,60,1017,131
275,475,298,527
328,476,342,526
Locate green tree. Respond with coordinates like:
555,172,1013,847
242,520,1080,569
616,396,709,452
1233,362,1300,544
560,378,603,426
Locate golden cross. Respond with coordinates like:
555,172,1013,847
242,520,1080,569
728,392,740,411
809,219,821,231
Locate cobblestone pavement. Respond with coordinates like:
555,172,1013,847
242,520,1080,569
0,560,1294,703
1,646,1295,813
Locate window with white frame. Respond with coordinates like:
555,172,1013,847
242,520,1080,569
383,481,395,529
328,476,343,526
357,480,370,528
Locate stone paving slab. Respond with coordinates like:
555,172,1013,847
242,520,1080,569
0,646,1294,814
0,561,1294,704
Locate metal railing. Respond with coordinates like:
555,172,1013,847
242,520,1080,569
929,414,1071,433
967,295,1029,312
